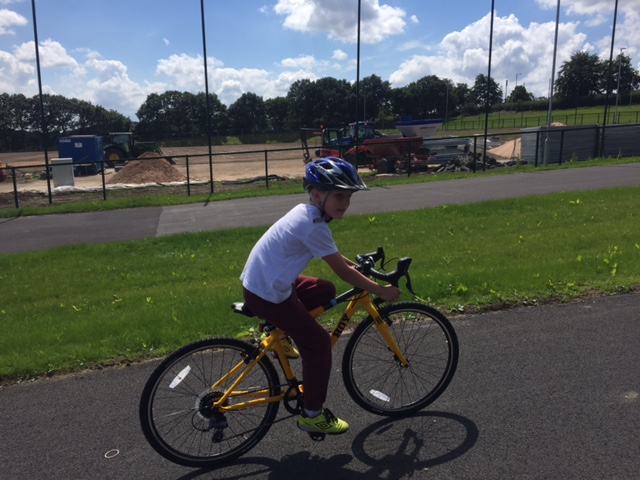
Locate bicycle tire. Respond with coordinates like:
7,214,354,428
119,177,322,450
139,337,281,468
342,302,458,417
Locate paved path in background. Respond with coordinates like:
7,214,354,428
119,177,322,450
1,163,639,254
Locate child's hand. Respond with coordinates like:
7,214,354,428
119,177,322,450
377,285,402,302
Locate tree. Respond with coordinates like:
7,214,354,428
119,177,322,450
136,91,227,136
507,85,536,103
227,92,267,133
555,51,605,105
285,77,352,128
391,75,451,119
613,53,640,98
265,97,288,131
313,77,353,127
136,93,169,134
469,74,503,110
450,82,470,116
286,79,320,128
357,74,392,121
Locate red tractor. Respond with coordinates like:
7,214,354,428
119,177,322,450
301,121,429,173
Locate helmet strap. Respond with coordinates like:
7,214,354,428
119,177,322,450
309,189,333,223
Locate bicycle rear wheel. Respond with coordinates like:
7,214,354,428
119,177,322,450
139,337,280,468
342,302,458,417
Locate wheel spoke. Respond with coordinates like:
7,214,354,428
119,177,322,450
139,338,280,467
342,302,458,416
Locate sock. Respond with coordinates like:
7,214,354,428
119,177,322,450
304,409,321,418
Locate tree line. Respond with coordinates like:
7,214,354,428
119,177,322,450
1,50,638,151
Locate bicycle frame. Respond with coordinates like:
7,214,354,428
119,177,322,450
213,287,408,414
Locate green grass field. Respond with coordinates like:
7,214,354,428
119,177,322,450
443,105,640,132
1,185,638,383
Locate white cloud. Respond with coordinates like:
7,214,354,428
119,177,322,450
274,0,407,43
0,37,160,117
0,7,26,35
0,48,34,93
14,39,78,68
156,53,219,91
82,58,161,116
280,54,316,69
3,1,639,121
154,53,308,105
535,0,640,61
332,49,348,61
389,12,588,99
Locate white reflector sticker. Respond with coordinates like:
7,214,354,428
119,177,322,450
169,365,191,389
370,389,391,402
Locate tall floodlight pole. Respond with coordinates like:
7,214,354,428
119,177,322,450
31,0,52,204
200,0,214,193
482,1,495,171
600,0,619,158
355,0,361,166
615,47,627,123
543,0,561,166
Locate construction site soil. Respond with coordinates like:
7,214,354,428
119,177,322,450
0,140,521,209
0,143,305,208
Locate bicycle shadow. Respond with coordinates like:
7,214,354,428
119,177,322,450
350,411,479,477
176,411,478,480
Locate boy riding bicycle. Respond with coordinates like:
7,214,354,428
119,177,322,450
240,157,401,435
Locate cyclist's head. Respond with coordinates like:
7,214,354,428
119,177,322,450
303,157,368,193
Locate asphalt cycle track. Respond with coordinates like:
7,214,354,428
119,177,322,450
2,163,640,254
1,164,639,479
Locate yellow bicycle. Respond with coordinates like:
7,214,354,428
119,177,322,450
139,247,459,468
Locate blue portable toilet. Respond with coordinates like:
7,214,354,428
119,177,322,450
56,135,104,175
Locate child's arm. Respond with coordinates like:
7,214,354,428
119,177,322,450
323,252,401,302
342,254,357,267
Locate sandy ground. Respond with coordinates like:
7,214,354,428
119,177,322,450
0,138,521,194
487,138,521,160
0,143,307,193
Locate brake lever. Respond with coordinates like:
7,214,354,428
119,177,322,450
405,272,417,296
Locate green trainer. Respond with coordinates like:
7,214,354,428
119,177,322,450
297,408,349,435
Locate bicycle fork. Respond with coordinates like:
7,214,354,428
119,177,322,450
363,301,410,368
329,294,409,368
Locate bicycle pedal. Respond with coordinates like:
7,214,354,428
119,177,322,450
308,432,326,442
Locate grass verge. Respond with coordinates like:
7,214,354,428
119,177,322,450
1,185,639,383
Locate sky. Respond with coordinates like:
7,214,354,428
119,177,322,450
1,0,639,120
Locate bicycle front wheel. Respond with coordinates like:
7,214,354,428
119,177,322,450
342,302,458,417
139,337,280,468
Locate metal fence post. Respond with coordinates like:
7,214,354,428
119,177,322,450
11,167,19,208
185,155,191,196
264,150,270,189
100,161,107,201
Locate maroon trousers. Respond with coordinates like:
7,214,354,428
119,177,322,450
242,275,336,411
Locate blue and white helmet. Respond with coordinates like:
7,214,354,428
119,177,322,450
303,157,368,192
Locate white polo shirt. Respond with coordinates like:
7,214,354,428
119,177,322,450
240,203,338,303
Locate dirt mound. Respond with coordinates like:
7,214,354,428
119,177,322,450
488,138,521,160
107,155,185,185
